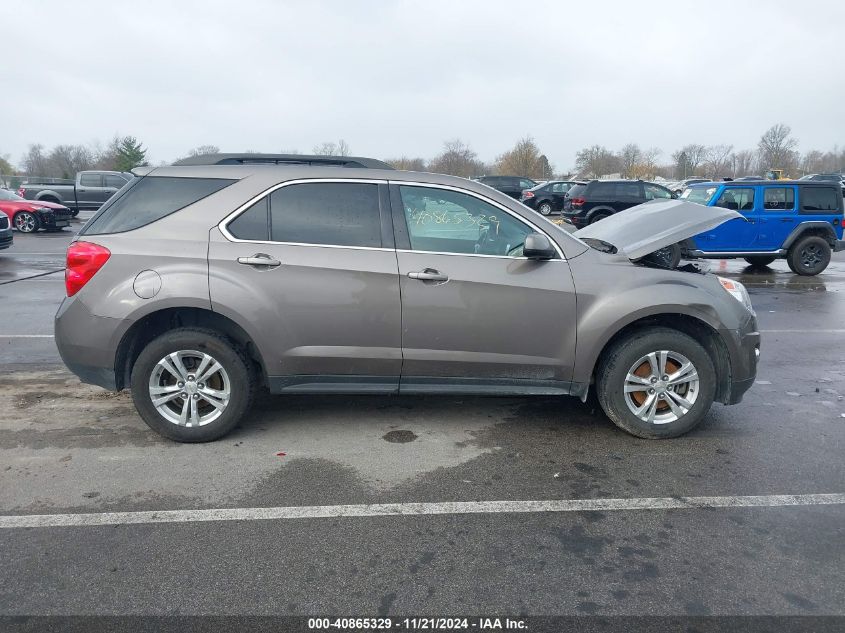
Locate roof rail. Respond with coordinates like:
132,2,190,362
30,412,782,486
172,153,394,170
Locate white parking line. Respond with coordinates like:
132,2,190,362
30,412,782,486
1,493,843,529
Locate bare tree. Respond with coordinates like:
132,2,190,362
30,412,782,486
574,145,619,178
758,123,798,172
21,144,49,176
428,139,485,178
313,140,350,156
494,136,552,179
384,157,427,171
188,145,220,156
671,144,707,178
703,144,734,178
619,143,642,178
733,149,757,177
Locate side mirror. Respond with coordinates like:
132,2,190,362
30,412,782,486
523,233,556,260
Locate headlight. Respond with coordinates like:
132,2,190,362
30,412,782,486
718,276,754,313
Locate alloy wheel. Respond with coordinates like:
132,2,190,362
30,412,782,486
623,350,700,424
148,350,231,427
800,244,823,269
15,213,36,233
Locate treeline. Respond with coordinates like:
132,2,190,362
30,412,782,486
574,124,845,180
2,124,842,182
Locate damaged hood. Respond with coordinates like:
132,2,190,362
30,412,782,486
573,199,742,260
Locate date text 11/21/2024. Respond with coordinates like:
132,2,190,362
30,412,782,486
307,617,528,630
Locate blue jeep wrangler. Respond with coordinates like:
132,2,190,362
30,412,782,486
680,180,845,275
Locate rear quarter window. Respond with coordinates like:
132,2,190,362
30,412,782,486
567,184,587,197
81,176,235,235
800,186,841,213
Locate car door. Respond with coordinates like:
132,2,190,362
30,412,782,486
615,182,643,211
551,182,571,210
699,186,758,251
103,174,129,204
208,179,402,392
77,173,107,206
755,185,797,250
390,182,578,392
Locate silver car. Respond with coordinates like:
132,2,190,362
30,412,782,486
55,154,759,442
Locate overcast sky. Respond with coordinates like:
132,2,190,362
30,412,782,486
2,0,843,170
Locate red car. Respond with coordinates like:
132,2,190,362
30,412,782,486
0,188,73,233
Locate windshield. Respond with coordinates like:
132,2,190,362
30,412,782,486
680,186,719,205
0,189,24,201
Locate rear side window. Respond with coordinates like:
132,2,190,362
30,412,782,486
79,173,102,187
227,197,269,241
269,182,381,247
82,177,235,235
104,174,129,189
763,187,795,211
800,187,840,213
590,182,614,197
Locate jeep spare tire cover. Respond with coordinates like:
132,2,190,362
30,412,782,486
573,199,742,261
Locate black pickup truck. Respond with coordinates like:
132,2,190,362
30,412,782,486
17,170,134,216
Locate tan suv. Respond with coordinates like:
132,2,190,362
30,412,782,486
55,154,760,442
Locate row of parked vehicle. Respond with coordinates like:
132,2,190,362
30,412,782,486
475,172,845,276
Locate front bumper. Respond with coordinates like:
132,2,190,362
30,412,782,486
36,209,71,229
0,227,12,249
719,314,760,405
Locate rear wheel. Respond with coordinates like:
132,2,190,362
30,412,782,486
130,328,256,442
590,212,611,224
787,235,830,276
744,256,776,267
596,327,716,439
538,201,553,216
14,212,39,233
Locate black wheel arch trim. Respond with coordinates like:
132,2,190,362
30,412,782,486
782,222,837,249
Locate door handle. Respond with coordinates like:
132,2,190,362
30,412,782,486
408,269,448,282
237,254,281,268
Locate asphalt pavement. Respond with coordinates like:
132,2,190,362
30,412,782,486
1,214,844,622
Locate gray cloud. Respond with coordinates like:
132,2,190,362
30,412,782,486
2,0,843,169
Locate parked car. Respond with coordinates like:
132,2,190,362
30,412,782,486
670,178,709,194
0,211,12,250
799,173,845,195
475,175,538,199
520,181,580,215
0,188,73,233
17,170,134,216
562,179,676,227
55,153,758,443
680,181,845,275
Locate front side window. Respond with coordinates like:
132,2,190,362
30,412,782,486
763,187,795,211
644,184,672,200
400,186,537,257
800,187,839,212
269,182,381,247
715,187,755,211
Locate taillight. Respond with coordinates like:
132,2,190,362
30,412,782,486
17,187,25,197
522,190,534,198
65,242,110,297
571,197,586,207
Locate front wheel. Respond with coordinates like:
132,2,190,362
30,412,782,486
787,236,830,276
596,327,716,439
538,201,553,216
14,211,40,233
130,328,256,442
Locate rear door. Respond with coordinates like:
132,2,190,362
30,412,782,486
77,173,108,206
208,179,402,392
755,185,797,250
390,182,577,392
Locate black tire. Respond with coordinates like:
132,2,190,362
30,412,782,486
590,212,611,224
70,209,79,218
130,328,256,442
744,256,776,267
537,201,553,216
14,211,40,233
596,327,716,439
787,235,831,276
40,196,61,204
